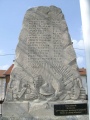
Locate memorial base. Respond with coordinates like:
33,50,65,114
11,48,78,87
0,115,89,120
2,100,89,120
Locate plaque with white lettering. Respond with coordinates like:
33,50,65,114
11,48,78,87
54,103,88,116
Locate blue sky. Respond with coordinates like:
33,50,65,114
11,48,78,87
0,0,86,69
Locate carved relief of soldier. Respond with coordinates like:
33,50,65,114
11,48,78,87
7,73,86,101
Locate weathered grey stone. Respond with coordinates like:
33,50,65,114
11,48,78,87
2,101,89,120
6,5,86,102
3,6,89,120
2,101,29,118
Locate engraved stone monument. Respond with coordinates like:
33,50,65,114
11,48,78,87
2,6,89,120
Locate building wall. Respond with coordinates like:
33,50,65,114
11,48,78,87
0,78,6,100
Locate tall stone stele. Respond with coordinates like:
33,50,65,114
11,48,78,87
3,6,89,120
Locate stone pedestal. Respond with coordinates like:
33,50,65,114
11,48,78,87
2,100,89,120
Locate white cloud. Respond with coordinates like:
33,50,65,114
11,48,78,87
77,56,84,65
72,39,85,49
0,65,9,70
71,39,86,68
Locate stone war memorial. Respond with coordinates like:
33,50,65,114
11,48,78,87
2,6,89,120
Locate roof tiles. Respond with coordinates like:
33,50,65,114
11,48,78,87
79,68,86,76
4,64,14,75
0,70,6,78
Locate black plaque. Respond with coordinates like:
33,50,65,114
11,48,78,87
54,103,88,116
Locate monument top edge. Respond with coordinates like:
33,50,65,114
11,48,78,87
27,5,62,13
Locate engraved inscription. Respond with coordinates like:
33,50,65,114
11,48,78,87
28,20,63,69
